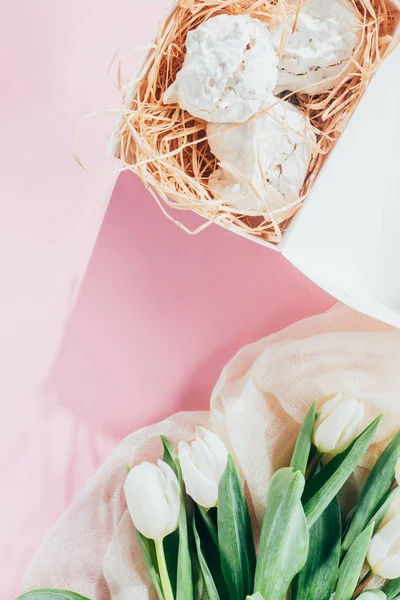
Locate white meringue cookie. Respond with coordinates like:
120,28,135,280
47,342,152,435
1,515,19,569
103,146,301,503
163,14,278,123
207,97,315,218
269,0,363,94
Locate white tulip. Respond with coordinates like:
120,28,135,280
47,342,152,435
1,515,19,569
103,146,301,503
395,456,400,486
313,393,364,455
178,427,228,509
124,460,180,540
367,515,400,579
357,592,386,600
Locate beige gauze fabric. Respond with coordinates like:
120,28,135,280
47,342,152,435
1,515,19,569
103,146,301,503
22,304,400,600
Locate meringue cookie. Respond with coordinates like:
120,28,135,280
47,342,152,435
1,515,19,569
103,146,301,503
207,97,315,217
269,0,363,94
163,14,278,123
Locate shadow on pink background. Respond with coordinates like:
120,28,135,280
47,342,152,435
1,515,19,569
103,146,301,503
1,0,334,595
46,171,334,436
3,171,334,599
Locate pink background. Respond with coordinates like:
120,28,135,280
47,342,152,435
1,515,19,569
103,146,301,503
1,1,334,598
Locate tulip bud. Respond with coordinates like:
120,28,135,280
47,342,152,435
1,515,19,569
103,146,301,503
395,456,400,486
313,393,364,455
357,592,386,600
178,427,228,509
124,460,180,540
367,515,400,579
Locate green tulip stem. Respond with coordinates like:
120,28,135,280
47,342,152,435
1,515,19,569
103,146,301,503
155,538,174,600
353,570,373,599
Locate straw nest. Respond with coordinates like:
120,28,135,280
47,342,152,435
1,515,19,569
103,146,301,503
112,0,400,244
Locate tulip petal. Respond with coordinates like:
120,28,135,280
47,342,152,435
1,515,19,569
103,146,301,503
197,428,229,478
179,441,218,508
191,438,221,481
368,515,400,577
376,514,400,545
357,592,387,600
376,553,400,579
124,462,178,540
368,532,392,568
314,397,360,454
336,402,364,454
178,430,228,509
304,415,382,528
317,393,344,421
133,464,171,540
158,460,180,536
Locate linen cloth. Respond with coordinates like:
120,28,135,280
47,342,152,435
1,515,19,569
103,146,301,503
23,304,400,600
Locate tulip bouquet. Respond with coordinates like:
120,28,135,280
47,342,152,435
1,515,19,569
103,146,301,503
17,394,400,600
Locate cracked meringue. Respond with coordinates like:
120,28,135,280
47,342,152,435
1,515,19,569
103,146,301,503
163,14,278,123
269,0,363,94
207,97,316,218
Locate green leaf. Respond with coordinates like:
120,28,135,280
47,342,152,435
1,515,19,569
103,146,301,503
342,429,400,552
175,459,194,600
246,594,265,600
160,434,193,600
303,415,383,528
384,577,400,600
218,455,256,600
193,512,220,600
164,530,179,596
17,592,91,600
192,554,209,600
367,487,400,533
156,438,180,592
137,531,165,600
335,522,375,600
292,495,341,600
254,468,309,600
161,435,178,474
194,507,229,600
291,402,317,476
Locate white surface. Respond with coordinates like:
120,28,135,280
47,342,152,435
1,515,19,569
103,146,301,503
123,0,400,328
163,14,277,122
282,43,400,328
